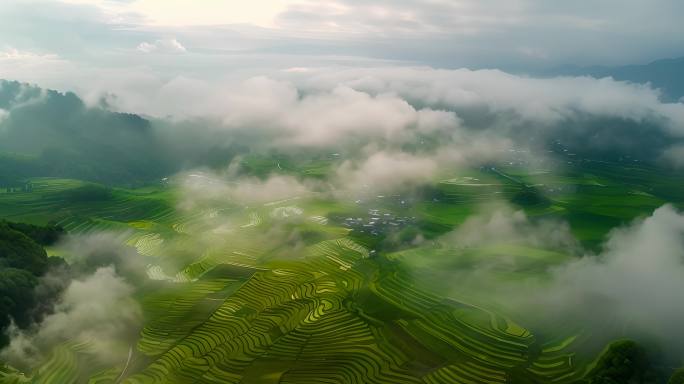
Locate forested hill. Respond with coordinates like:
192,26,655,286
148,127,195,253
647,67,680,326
0,80,174,186
0,221,64,346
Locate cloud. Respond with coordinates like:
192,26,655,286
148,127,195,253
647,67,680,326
442,203,579,251
145,75,466,148
271,0,684,67
0,48,69,82
118,67,684,157
534,205,684,357
275,0,524,37
137,67,684,142
3,62,683,168
3,29,683,161
1,266,141,368
424,204,684,360
63,0,293,27
177,170,318,210
278,67,684,162
7,61,681,169
661,145,684,168
136,38,186,53
439,204,684,360
0,232,148,370
58,232,148,281
3,0,684,86
216,78,423,147
0,47,60,61
415,108,462,134
294,67,683,127
335,151,439,194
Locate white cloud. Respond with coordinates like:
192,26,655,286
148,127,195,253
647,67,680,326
136,38,186,53
122,67,684,146
434,204,684,358
0,47,82,95
294,67,681,126
2,58,682,167
537,205,684,356
177,170,316,209
1,267,141,368
443,203,579,251
4,62,676,167
115,0,293,27
203,77,430,146
335,151,439,194
277,86,419,146
2,0,683,74
415,108,461,134
662,145,684,168
0,48,66,76
0,47,59,61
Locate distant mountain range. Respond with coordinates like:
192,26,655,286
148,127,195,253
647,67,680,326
541,57,684,102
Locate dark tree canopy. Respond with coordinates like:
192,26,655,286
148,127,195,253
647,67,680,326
0,80,174,185
0,268,38,331
669,368,684,384
584,340,660,384
0,220,65,347
3,220,65,246
0,222,49,276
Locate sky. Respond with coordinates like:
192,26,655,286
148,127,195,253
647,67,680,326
1,0,683,85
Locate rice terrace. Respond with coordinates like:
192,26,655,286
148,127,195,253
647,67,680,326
1,1,684,383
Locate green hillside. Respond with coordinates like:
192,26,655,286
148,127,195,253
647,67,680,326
0,157,680,383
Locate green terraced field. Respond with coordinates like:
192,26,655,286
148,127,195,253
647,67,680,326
1,160,681,383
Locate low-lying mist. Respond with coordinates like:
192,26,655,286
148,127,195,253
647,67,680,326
416,203,684,364
2,65,684,370
0,233,144,369
3,66,684,188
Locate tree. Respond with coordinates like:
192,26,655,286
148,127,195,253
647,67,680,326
669,368,684,384
0,223,48,275
0,221,65,348
3,220,64,246
0,268,38,343
585,340,660,384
